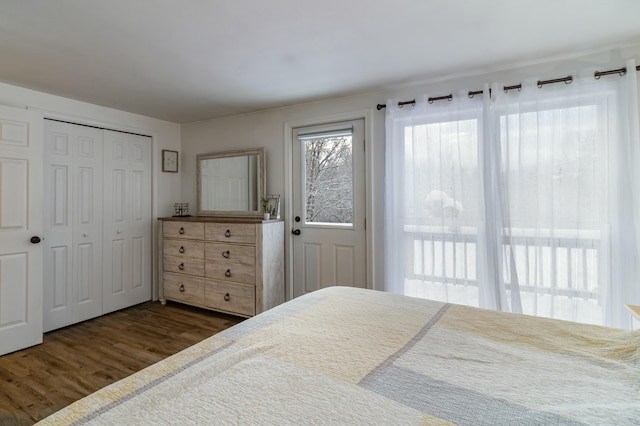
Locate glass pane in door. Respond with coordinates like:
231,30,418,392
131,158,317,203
303,135,353,225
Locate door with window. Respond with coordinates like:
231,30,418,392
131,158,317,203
292,119,366,298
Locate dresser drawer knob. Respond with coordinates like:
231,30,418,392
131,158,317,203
179,227,185,234
179,246,185,253
225,269,231,278
224,229,231,238
224,293,230,302
179,284,185,292
222,250,230,259
178,262,184,270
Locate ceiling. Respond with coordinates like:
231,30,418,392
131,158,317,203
1,0,640,123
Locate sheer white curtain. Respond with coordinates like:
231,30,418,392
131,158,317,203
384,60,640,329
384,91,484,306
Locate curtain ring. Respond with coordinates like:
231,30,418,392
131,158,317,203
447,95,452,102
594,72,601,80
620,69,627,76
428,99,433,104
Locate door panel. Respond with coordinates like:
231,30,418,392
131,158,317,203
0,253,28,326
51,246,68,308
0,159,28,229
292,119,366,298
43,120,103,332
0,105,43,356
103,130,152,313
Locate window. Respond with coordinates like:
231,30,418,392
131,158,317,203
302,133,354,225
385,71,640,329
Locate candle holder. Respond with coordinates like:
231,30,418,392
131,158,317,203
173,203,190,217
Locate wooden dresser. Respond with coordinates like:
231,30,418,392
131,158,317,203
158,217,285,317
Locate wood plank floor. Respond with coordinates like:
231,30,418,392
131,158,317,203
0,301,242,425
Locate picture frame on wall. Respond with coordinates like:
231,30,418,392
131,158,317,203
162,150,178,172
267,194,280,219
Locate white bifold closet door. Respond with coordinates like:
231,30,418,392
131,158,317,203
43,121,152,332
43,121,104,332
102,130,152,314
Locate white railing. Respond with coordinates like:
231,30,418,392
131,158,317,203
404,225,602,304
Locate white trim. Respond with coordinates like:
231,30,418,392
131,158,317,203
283,108,375,300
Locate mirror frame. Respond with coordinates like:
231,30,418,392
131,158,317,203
196,147,266,218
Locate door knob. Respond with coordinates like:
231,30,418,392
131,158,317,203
292,229,301,236
30,236,42,244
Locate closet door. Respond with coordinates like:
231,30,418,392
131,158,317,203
103,130,152,313
43,120,103,332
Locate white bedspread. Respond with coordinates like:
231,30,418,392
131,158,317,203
37,287,640,425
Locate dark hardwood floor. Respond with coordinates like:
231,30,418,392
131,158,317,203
0,301,242,425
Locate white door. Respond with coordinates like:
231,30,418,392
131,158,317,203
43,120,103,332
292,119,366,298
0,105,43,356
103,130,152,313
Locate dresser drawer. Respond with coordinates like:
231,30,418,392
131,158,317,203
163,255,205,276
205,261,255,284
205,223,255,244
204,280,255,317
163,240,204,259
163,221,204,240
163,272,204,305
205,243,255,265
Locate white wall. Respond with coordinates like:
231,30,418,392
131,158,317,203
0,82,182,298
182,45,640,298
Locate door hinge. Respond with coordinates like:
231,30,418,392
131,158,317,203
364,217,366,230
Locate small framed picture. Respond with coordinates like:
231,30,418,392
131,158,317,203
267,194,280,219
162,150,178,172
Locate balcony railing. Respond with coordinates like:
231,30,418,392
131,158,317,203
403,225,602,319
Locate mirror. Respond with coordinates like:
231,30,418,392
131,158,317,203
197,148,266,217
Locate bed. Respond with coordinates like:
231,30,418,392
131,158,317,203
37,286,640,425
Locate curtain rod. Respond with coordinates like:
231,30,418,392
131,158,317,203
376,64,640,110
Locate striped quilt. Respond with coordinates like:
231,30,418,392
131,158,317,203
38,287,640,425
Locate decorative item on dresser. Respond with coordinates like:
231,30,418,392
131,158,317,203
158,217,285,317
266,194,281,219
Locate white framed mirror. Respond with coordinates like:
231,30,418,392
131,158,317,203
197,148,266,217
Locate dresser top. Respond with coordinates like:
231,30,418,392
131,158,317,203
158,216,280,224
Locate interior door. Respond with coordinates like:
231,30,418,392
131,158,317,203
292,119,366,298
0,105,43,356
43,120,103,332
103,130,152,313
